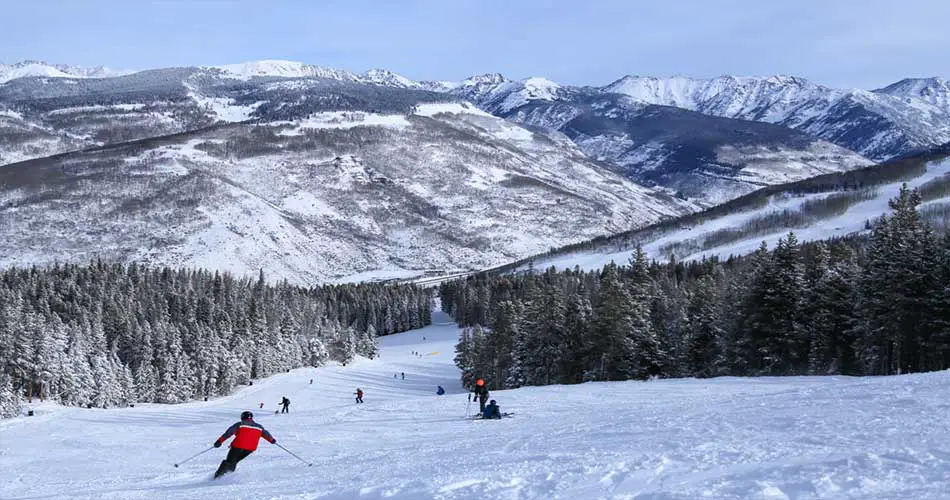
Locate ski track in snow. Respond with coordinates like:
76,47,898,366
3,310,950,499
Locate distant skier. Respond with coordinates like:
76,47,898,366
483,400,501,419
212,411,276,479
309,379,313,385
401,372,405,380
473,378,489,413
355,388,364,404
259,402,264,409
436,385,445,395
280,397,290,414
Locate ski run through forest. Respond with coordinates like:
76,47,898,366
3,165,950,498
4,308,950,499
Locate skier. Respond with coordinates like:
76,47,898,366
472,378,489,413
355,388,364,403
436,385,445,395
401,372,405,380
259,402,264,409
483,400,501,419
212,411,276,479
309,379,313,385
280,397,290,414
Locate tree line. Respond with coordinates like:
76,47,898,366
0,263,431,417
444,185,950,391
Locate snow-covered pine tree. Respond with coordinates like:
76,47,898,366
685,275,722,378
592,263,638,381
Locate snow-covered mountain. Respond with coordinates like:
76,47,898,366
7,59,945,206
603,74,950,161
875,77,950,108
0,60,134,83
0,102,693,285
444,77,872,204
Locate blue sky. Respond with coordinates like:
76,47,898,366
1,0,947,88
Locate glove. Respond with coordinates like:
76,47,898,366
213,441,222,448
271,439,277,444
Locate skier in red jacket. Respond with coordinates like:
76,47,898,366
213,411,276,478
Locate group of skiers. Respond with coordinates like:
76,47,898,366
470,378,502,419
208,376,503,478
204,348,508,479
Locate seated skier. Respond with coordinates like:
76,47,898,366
482,399,501,419
436,385,445,395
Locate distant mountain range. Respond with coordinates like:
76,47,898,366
0,59,946,283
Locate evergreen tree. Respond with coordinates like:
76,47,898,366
685,275,721,377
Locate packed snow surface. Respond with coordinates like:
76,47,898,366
3,310,950,499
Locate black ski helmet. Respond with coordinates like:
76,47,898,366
241,411,253,420
490,400,496,405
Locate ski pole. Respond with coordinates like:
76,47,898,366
275,443,313,466
173,446,214,468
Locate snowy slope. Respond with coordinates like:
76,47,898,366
513,152,950,273
4,309,950,499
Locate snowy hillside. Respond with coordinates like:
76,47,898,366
4,59,944,207
3,309,950,499
501,147,950,273
0,102,692,285
0,63,455,166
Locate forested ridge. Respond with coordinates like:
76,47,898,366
444,185,950,390
0,262,431,417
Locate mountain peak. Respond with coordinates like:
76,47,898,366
875,77,950,104
211,60,360,81
0,60,134,83
461,73,508,86
361,69,419,88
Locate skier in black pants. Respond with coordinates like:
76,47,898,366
473,378,489,413
280,397,290,414
355,388,364,403
213,411,276,478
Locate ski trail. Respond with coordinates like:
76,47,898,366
4,309,950,498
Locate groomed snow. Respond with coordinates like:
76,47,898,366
3,308,950,499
